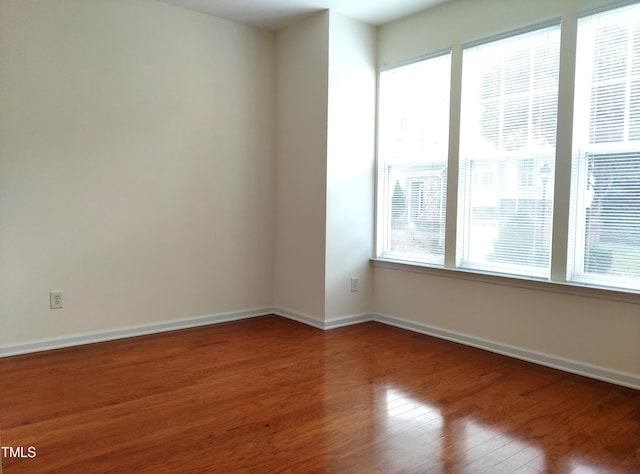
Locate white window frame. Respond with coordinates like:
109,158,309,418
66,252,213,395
567,4,640,292
376,51,452,267
373,8,640,301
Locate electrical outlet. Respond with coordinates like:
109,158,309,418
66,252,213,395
351,276,359,292
50,290,63,309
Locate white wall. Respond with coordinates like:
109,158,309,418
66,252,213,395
374,269,640,376
274,12,329,319
274,12,377,322
325,13,377,319
375,0,640,379
0,0,275,345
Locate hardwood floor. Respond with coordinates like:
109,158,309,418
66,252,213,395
0,315,638,473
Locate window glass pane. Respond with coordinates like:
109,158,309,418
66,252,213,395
480,101,500,148
629,80,640,140
633,21,640,76
532,92,558,146
480,61,502,99
377,54,451,265
459,25,560,278
504,48,530,95
592,23,628,81
503,97,530,151
533,40,560,91
569,3,640,291
590,83,625,143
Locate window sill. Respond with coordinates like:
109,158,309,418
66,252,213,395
371,257,640,305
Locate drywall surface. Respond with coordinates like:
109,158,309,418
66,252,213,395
0,0,276,345
325,13,376,319
374,267,640,377
274,12,329,319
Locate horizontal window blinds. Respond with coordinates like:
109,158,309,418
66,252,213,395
374,2,640,294
378,53,451,265
458,25,561,278
569,4,640,290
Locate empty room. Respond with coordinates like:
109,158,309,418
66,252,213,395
1,0,639,472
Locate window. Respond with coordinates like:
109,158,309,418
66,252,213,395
375,4,640,295
458,25,560,278
377,53,451,265
569,4,640,291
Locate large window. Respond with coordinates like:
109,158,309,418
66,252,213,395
569,4,640,291
376,3,640,294
458,25,560,278
377,53,451,265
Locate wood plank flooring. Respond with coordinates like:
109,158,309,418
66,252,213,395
0,315,639,473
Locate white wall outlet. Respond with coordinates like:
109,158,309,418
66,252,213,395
351,276,359,292
50,290,63,309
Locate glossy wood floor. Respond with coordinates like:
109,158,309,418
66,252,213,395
0,316,639,473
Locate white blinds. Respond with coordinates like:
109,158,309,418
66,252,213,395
378,53,451,265
458,25,561,278
569,4,640,290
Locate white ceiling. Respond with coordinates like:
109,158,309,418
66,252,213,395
157,0,449,31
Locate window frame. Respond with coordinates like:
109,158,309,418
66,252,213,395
373,8,640,301
567,3,640,291
376,50,452,267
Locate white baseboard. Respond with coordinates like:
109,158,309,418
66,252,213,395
0,307,272,358
272,307,325,329
272,307,372,330
373,312,640,391
325,312,374,329
1,306,637,390
271,308,640,391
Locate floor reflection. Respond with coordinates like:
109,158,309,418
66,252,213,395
378,389,631,474
318,323,637,473
382,389,548,473
460,419,543,472
381,388,444,472
384,388,443,427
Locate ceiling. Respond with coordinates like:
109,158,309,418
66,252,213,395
157,0,450,31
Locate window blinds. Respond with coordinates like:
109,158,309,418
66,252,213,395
458,25,561,278
569,4,640,290
378,53,451,265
